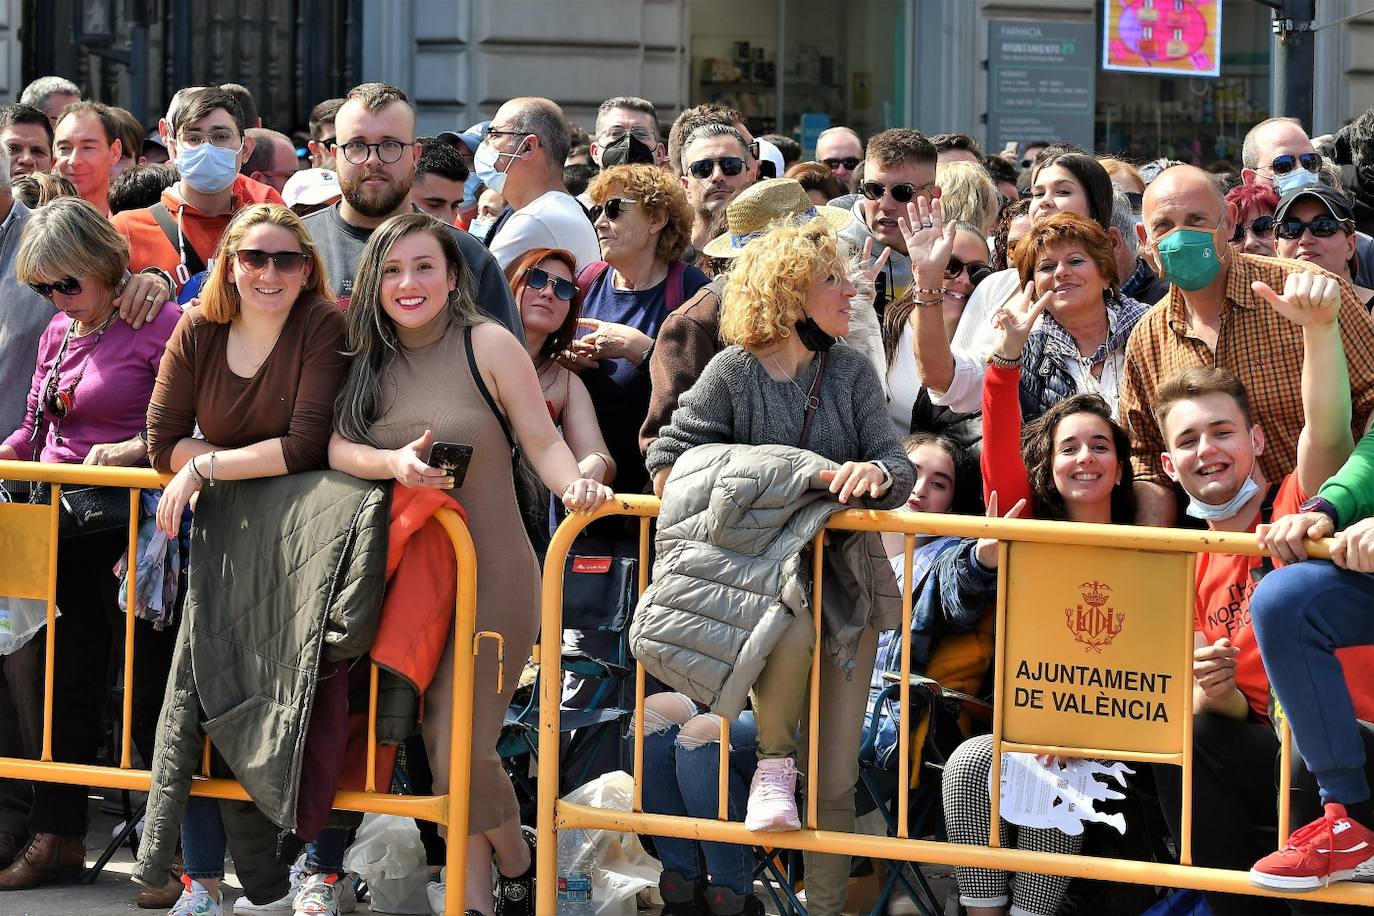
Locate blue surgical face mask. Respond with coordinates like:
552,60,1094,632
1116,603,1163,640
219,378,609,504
468,217,496,242
1153,225,1223,291
474,137,525,195
1274,166,1321,196
1185,475,1261,522
175,141,242,194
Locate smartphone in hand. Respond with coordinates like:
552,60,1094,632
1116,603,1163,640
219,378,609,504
427,441,474,488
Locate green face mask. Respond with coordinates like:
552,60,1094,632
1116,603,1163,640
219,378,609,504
1153,225,1223,291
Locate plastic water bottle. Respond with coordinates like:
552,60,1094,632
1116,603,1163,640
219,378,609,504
555,826,595,915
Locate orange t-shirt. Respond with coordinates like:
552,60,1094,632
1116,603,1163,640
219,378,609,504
111,174,284,291
1194,472,1374,721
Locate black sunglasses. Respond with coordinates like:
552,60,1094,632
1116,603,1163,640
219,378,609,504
1275,215,1352,241
820,156,861,171
29,276,82,299
1231,215,1277,242
944,257,993,286
1266,152,1322,176
687,157,745,180
861,180,921,204
589,197,638,222
235,249,309,274
524,267,576,301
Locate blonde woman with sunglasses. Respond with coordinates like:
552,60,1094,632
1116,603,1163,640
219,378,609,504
141,202,349,916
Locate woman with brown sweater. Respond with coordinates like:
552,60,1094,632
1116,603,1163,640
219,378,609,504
143,202,349,916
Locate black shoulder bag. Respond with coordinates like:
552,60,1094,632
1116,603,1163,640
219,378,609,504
463,325,553,554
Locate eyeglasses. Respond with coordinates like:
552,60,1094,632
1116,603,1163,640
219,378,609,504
861,180,924,204
944,257,993,286
687,157,745,180
29,277,82,299
1275,215,1353,241
599,127,657,145
1231,215,1277,243
234,249,309,274
589,197,638,222
820,156,861,171
177,130,243,150
1264,152,1322,176
524,267,576,301
335,139,413,164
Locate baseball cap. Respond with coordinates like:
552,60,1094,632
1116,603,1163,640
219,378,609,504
437,121,488,153
1274,183,1356,224
282,168,341,208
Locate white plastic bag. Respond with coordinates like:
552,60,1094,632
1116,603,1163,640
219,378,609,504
0,597,56,656
561,770,664,916
342,813,431,914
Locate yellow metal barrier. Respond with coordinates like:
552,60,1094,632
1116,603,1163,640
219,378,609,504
537,495,1374,912
0,460,481,915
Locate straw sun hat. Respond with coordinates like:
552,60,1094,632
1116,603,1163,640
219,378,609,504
700,178,854,259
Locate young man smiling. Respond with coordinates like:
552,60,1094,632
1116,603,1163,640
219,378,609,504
1151,270,1374,907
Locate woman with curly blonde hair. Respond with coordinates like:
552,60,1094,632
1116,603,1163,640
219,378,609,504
645,221,913,915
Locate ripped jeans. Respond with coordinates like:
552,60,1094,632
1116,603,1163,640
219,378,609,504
640,693,759,895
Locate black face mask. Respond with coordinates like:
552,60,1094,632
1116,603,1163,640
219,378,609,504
600,132,656,167
794,313,836,352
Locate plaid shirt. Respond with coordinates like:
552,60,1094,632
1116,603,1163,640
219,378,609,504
1120,252,1374,486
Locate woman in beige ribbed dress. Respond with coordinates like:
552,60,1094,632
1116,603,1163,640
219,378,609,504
328,213,612,916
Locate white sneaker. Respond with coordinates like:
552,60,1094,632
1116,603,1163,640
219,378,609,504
231,856,357,915
744,757,801,831
169,875,225,916
292,872,343,915
427,867,446,915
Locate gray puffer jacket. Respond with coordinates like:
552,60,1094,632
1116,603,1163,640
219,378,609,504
630,443,901,719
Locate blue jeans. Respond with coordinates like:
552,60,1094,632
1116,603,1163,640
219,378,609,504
181,795,349,881
1251,560,1374,806
641,712,759,895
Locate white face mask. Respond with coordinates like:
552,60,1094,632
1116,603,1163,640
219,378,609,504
468,217,496,242
474,137,525,195
1185,475,1261,522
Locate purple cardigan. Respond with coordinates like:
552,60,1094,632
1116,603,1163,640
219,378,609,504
4,304,182,464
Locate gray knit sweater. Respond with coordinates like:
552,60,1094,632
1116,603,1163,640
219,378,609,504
646,342,914,510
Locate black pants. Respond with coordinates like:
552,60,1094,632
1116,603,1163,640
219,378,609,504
1155,711,1374,915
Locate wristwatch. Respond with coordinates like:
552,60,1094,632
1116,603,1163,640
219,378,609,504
1297,495,1340,529
140,266,175,294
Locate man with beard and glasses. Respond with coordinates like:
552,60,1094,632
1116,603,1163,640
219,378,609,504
300,82,519,335
678,121,755,255
479,95,600,271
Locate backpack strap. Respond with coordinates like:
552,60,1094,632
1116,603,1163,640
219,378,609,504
663,260,689,313
149,202,206,285
576,260,611,298
1250,482,1285,584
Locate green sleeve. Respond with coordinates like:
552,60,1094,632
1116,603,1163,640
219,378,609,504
1317,427,1374,526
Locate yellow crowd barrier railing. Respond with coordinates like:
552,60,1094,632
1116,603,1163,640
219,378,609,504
0,460,480,916
537,495,1374,913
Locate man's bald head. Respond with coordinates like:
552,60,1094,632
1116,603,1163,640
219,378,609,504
1138,165,1234,265
493,96,570,170
1242,117,1314,189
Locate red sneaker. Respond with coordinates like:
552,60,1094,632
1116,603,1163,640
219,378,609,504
1250,804,1374,890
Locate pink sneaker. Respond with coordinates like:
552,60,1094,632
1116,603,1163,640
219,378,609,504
745,757,801,831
